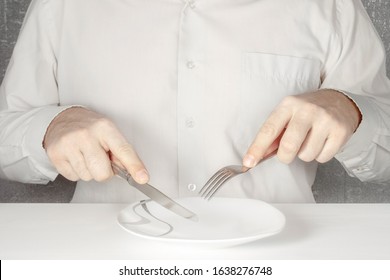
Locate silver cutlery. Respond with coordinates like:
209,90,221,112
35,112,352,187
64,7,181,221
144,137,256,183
112,162,198,221
199,149,278,200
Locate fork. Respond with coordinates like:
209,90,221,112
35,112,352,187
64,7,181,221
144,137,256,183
199,149,278,200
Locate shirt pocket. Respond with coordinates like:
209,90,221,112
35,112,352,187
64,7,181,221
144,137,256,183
230,52,322,154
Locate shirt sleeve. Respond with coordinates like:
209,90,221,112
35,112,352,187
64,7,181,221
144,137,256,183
320,0,390,183
0,0,69,183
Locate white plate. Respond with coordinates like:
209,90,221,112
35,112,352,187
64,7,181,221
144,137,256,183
117,197,285,248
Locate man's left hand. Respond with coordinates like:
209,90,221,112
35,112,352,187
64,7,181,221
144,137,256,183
243,89,362,167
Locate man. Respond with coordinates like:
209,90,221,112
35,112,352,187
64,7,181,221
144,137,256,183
1,0,389,203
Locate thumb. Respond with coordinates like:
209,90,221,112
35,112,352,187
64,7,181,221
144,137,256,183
106,139,149,184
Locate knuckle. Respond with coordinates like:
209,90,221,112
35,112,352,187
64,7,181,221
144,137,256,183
316,145,338,163
69,160,91,181
300,103,320,118
295,104,323,123
125,163,140,174
316,154,332,163
260,123,278,137
72,158,86,169
303,101,320,111
94,168,113,182
76,166,92,181
86,158,113,182
280,138,300,154
116,143,136,157
322,111,336,124
277,153,294,164
93,117,114,131
49,132,88,154
281,95,298,106
79,172,92,181
298,151,315,162
74,127,91,141
45,139,74,161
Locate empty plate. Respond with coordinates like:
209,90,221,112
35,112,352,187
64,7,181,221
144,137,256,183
117,197,285,248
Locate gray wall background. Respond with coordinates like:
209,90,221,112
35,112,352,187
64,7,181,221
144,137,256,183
0,0,389,203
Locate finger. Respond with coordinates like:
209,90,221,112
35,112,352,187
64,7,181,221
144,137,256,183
297,127,329,162
68,152,93,181
243,107,291,167
277,113,312,164
104,133,149,184
109,153,122,167
266,129,284,155
316,132,348,163
56,160,80,182
81,143,113,182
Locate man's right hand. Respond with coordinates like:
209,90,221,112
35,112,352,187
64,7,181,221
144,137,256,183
43,107,149,183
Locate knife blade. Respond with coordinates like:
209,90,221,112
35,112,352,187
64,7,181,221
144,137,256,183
111,163,198,221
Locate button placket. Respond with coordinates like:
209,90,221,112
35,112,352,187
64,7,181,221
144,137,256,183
177,3,205,196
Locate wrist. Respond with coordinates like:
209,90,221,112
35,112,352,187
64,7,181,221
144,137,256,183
43,106,86,150
320,88,362,132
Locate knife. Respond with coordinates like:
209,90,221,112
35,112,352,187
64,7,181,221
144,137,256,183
111,162,198,221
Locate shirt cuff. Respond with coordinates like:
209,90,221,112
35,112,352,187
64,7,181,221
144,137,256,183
334,92,381,178
23,105,77,181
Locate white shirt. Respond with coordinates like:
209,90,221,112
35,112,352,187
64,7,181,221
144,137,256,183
1,0,390,203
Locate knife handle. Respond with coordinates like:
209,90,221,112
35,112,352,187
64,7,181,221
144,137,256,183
111,162,130,180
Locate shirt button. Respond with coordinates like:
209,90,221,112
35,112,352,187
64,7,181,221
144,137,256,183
185,118,195,128
355,166,369,172
186,60,195,69
187,184,197,192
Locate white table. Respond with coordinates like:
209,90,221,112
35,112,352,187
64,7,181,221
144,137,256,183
0,203,389,259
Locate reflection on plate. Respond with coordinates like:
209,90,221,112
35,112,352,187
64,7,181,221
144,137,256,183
117,197,285,248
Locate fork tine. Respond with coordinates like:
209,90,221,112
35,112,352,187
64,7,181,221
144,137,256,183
202,172,230,199
200,170,231,198
199,168,229,196
203,172,235,200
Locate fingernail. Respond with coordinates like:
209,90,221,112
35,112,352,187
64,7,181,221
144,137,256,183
243,154,256,168
136,169,149,184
